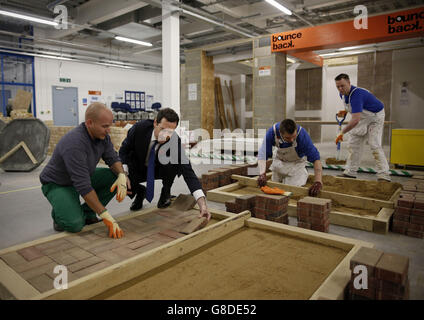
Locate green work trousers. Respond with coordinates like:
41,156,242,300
41,168,117,233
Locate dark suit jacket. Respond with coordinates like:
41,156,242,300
119,119,201,194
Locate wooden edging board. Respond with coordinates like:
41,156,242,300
0,206,374,300
207,175,400,234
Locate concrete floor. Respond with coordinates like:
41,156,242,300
0,141,423,299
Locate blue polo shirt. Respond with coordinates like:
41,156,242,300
258,122,320,163
341,85,384,113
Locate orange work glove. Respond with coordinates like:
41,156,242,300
335,133,344,144
110,173,127,202
337,110,347,117
99,210,124,239
261,186,285,195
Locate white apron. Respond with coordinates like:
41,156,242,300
269,124,308,186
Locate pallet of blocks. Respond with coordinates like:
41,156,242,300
391,180,424,238
349,247,409,300
297,197,331,233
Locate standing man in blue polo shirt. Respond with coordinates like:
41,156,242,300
257,119,323,196
334,73,391,182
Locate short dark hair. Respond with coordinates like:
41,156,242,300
156,108,179,125
280,119,296,135
335,73,350,81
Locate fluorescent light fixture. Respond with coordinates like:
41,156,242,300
37,54,73,61
181,9,255,38
96,62,135,69
0,9,58,26
339,44,374,51
265,0,292,15
115,36,152,47
319,49,375,58
287,57,296,63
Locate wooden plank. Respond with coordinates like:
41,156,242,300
0,259,40,300
20,141,38,164
245,218,373,251
0,141,24,164
32,211,251,299
310,244,364,300
232,174,394,210
373,208,394,234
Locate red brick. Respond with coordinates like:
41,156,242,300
405,229,424,238
392,220,409,229
350,247,384,277
159,229,185,239
73,261,111,279
377,279,407,296
127,238,155,250
407,223,424,232
349,277,377,299
27,273,54,293
309,216,329,226
297,206,310,216
412,208,424,216
395,206,412,215
410,215,424,225
254,207,268,216
17,246,45,262
297,221,311,229
392,213,410,222
310,210,328,219
397,199,414,208
297,211,310,222
273,214,288,224
255,213,266,220
67,256,104,273
297,200,312,211
375,253,409,285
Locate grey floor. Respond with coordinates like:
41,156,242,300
0,141,423,299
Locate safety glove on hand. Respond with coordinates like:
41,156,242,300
110,173,127,202
308,181,322,197
335,133,344,145
257,173,267,187
99,210,124,239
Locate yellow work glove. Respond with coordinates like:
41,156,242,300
335,133,344,144
99,210,124,239
110,173,127,202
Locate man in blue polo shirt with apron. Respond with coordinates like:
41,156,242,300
257,119,323,196
334,73,391,182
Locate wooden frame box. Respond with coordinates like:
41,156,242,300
207,175,402,234
0,207,373,300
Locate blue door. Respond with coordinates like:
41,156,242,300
52,86,78,126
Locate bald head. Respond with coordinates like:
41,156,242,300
85,102,112,121
85,102,113,140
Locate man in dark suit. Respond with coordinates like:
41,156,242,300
119,108,211,221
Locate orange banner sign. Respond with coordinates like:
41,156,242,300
271,7,424,53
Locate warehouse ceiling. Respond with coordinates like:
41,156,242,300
0,0,423,71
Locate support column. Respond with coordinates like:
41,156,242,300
162,1,180,115
357,51,393,145
252,37,286,132
180,49,214,136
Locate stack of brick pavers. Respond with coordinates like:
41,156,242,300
296,197,331,233
200,159,273,192
391,179,424,238
349,247,410,300
225,194,289,224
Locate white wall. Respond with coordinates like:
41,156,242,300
34,57,162,123
285,65,296,119
321,64,358,142
391,47,424,129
